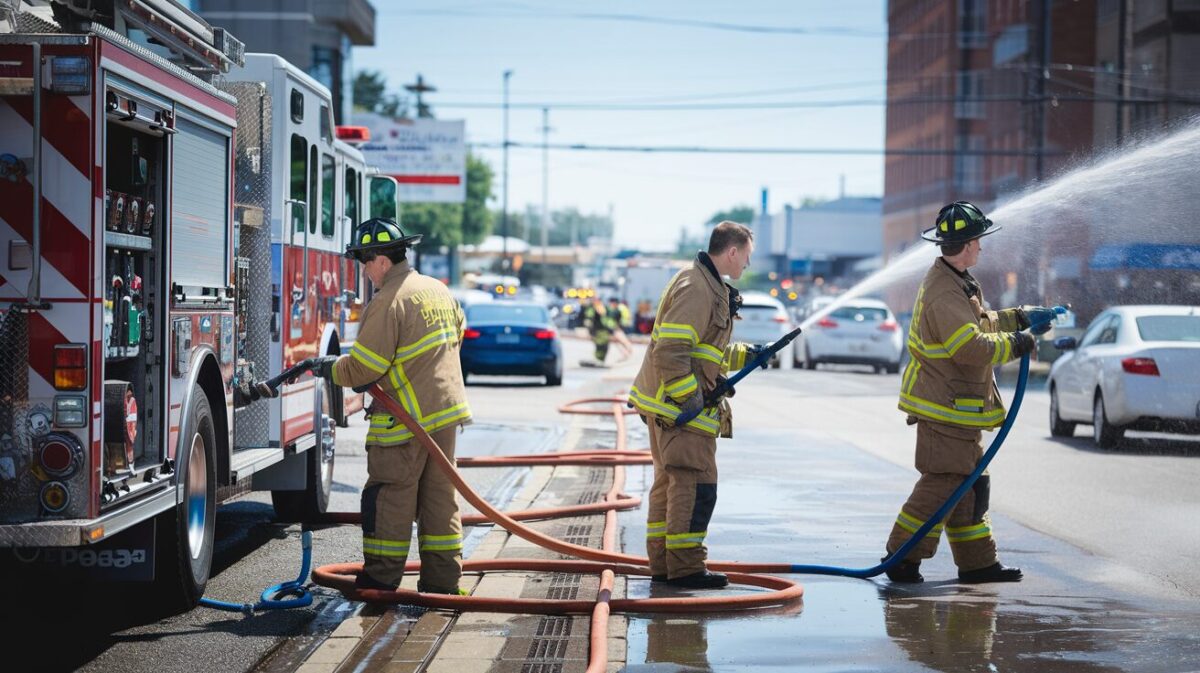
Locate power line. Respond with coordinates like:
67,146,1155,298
468,141,1063,157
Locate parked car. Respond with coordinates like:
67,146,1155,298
796,298,903,373
733,292,793,369
461,302,563,386
1047,305,1200,448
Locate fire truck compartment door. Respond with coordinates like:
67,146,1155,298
172,117,230,290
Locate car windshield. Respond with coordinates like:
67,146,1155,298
742,303,781,312
467,304,548,325
830,306,888,322
1135,315,1200,342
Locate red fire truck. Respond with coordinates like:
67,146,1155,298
0,0,398,609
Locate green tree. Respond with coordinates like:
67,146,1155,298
706,205,756,226
461,154,494,245
353,70,407,117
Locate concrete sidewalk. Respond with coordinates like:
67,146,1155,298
285,403,631,673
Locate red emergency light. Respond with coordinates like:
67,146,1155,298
336,126,371,143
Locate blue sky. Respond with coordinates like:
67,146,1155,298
355,1,887,249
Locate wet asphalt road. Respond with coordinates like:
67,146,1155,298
5,338,1200,672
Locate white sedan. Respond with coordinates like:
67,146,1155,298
796,298,904,374
1048,305,1200,448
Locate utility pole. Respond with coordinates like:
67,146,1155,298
540,107,552,272
501,70,513,269
404,74,436,118
1035,0,1051,181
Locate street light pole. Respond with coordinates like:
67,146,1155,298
501,69,513,269
540,107,551,272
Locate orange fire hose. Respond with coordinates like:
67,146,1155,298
309,391,804,671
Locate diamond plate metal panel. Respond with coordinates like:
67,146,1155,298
225,82,273,449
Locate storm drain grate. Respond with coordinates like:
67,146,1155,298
527,637,570,660
546,573,582,600
560,524,594,547
586,468,606,485
521,664,563,673
536,616,573,637
575,488,602,505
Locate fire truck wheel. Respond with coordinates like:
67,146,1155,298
157,387,217,611
271,378,336,521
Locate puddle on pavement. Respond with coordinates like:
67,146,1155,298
618,429,1200,671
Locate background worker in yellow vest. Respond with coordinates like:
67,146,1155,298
582,297,615,363
884,201,1056,584
628,221,764,589
305,218,471,594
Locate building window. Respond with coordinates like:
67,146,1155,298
954,135,985,193
309,46,336,92
956,70,986,119
993,23,1028,65
959,0,988,48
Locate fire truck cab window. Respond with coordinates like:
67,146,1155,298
290,88,304,123
321,153,335,238
320,104,332,143
345,167,359,227
290,134,306,232
308,146,318,234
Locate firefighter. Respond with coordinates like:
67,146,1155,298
608,296,634,360
582,297,615,364
305,218,471,594
628,221,763,589
884,201,1055,584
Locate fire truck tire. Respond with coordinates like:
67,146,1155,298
156,387,217,611
271,379,336,521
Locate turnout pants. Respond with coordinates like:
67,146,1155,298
886,421,997,572
644,417,718,579
361,426,463,591
593,333,610,362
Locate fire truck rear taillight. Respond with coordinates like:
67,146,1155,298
54,343,88,390
40,481,70,513
48,56,91,95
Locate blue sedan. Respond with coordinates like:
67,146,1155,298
461,302,563,386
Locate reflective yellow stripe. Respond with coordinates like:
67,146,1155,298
419,533,464,551
395,327,458,363
363,537,411,557
366,403,472,445
655,322,699,345
665,531,707,550
895,510,943,539
953,397,985,411
899,392,1006,427
350,342,390,374
664,373,698,399
627,385,721,435
691,343,724,365
722,343,748,372
946,521,992,543
646,521,667,539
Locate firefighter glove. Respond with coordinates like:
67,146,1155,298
1017,306,1057,335
747,343,771,369
310,355,340,381
1012,331,1036,357
713,375,735,399
679,390,705,419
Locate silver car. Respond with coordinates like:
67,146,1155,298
733,292,794,369
1048,305,1200,448
796,298,903,374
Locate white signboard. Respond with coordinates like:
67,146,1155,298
354,114,466,204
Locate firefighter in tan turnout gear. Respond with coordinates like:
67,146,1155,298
883,201,1055,584
307,218,471,594
628,222,762,590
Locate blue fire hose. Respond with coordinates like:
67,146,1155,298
675,326,803,427
199,530,314,614
788,305,1066,578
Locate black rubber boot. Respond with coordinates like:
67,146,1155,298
418,581,467,595
650,574,668,583
882,556,924,583
958,562,1023,584
666,571,729,589
355,573,398,591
